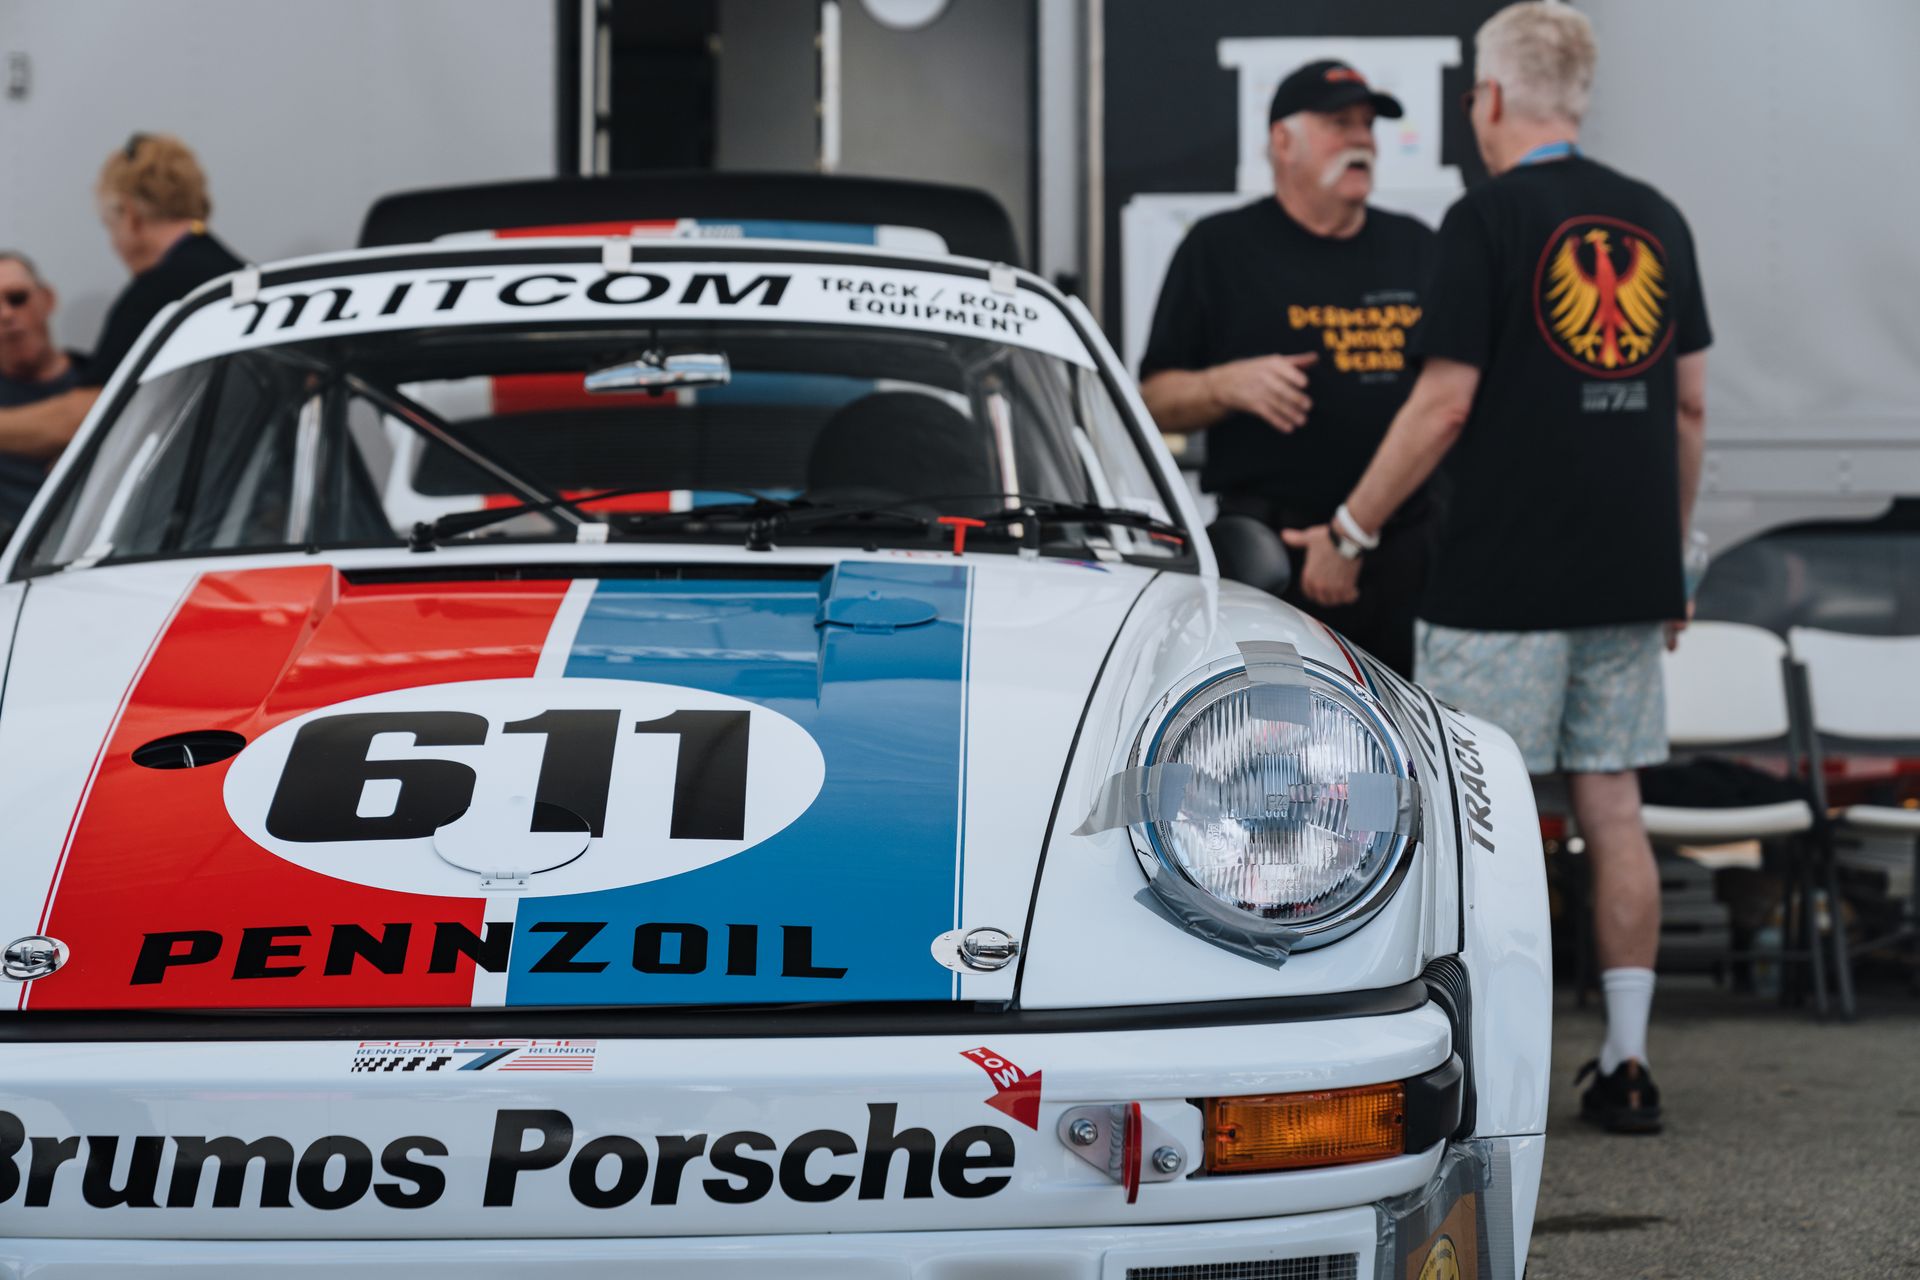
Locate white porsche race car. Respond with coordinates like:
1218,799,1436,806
0,177,1548,1278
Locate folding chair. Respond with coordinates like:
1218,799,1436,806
1639,622,1836,1014
1787,628,1920,1010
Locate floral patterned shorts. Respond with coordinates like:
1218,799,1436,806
1415,621,1669,776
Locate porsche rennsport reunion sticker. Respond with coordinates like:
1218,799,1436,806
141,260,1093,379
349,1040,598,1073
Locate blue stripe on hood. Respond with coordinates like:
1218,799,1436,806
504,562,971,1005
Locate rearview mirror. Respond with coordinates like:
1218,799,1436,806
1207,514,1291,596
585,351,731,394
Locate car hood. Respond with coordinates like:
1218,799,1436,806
0,552,1160,1014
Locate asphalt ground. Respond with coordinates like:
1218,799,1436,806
1527,974,1920,1279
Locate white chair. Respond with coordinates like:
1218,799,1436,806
1643,622,1815,842
1637,622,1836,1014
1789,627,1920,1008
1787,628,1920,834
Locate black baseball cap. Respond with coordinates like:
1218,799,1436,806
1268,60,1404,123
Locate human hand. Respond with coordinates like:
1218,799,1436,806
1664,601,1696,652
1279,523,1361,606
1206,353,1318,432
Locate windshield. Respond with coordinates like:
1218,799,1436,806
23,259,1180,572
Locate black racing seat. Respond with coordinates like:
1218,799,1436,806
803,390,996,507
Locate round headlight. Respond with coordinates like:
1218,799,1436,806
1136,664,1419,940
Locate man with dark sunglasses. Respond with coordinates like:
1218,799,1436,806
0,253,87,535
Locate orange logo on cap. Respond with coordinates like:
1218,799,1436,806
1324,67,1365,84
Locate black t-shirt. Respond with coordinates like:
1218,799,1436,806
1140,198,1435,520
1413,155,1711,630
80,231,243,389
0,354,86,529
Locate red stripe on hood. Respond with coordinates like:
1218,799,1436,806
28,566,568,1010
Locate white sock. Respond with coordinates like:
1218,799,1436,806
1598,967,1655,1073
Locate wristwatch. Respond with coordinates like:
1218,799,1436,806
1331,527,1368,561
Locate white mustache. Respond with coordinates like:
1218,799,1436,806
1320,148,1376,188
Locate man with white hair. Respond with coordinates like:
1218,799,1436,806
1140,60,1436,677
1289,1,1711,1133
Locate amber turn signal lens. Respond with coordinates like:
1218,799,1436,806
1203,1082,1406,1174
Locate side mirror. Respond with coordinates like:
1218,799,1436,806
1207,514,1291,596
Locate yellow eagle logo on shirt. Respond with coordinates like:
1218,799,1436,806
1535,217,1674,377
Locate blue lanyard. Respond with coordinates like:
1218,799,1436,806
1516,140,1579,166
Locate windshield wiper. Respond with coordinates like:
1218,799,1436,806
746,497,1186,554
411,488,794,551
615,496,931,552
413,489,1187,557
974,498,1188,547
883,494,1187,553
724,495,1188,556
409,497,597,550
738,495,1186,555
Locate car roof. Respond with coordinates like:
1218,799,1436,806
358,173,1026,266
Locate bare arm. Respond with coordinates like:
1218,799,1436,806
1675,350,1707,537
1140,353,1318,435
1280,358,1479,608
1139,369,1225,435
0,387,100,461
1344,358,1481,536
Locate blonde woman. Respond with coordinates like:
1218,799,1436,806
0,134,241,461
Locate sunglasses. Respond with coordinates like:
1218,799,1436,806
1459,80,1493,114
0,289,32,310
123,132,148,162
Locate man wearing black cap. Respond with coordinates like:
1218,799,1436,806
1140,59,1436,676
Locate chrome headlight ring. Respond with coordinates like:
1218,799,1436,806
1120,653,1424,964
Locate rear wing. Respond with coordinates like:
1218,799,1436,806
357,172,1024,266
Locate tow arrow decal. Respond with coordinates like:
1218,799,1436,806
960,1045,1043,1129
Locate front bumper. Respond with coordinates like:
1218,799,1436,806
0,998,1538,1273
1,1137,1541,1278
0,1002,1450,1240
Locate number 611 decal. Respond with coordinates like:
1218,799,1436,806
223,679,826,897
266,708,748,843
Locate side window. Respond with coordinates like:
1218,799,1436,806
998,349,1091,505
36,362,250,567
32,359,398,570
308,393,403,544
1074,369,1176,525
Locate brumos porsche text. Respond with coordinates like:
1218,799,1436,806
0,1106,1013,1210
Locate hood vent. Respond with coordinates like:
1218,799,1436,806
131,730,246,770
343,562,831,587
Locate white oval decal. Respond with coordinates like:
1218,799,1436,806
223,678,825,896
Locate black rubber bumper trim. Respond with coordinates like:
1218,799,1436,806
0,979,1429,1044
1404,1053,1467,1154
1420,954,1477,1139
